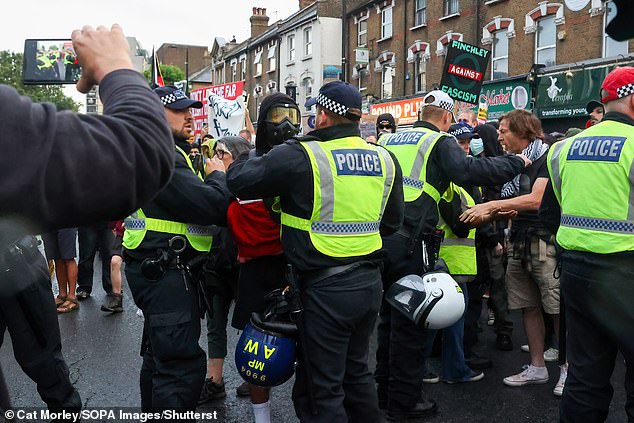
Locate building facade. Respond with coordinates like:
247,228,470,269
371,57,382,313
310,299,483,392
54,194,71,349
344,0,634,130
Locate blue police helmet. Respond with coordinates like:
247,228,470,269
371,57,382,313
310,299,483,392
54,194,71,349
235,318,297,387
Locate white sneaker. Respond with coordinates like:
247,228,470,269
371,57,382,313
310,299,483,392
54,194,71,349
553,364,568,397
544,347,559,362
503,365,549,387
521,344,530,352
487,309,495,326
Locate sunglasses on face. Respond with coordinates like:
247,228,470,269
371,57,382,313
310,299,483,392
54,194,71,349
378,124,392,130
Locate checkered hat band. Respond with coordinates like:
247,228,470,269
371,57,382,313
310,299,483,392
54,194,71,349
616,82,634,99
438,100,454,112
316,92,349,116
160,89,188,106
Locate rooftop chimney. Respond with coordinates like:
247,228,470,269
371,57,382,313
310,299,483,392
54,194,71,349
250,7,269,39
299,0,313,9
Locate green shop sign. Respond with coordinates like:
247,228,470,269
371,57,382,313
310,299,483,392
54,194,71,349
456,80,532,120
535,66,618,119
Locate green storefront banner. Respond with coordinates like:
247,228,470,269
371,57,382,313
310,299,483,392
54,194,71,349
535,66,618,119
456,80,532,120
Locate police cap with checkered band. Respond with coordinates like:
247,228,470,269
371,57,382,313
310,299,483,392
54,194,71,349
421,90,456,122
154,86,203,110
600,66,634,104
305,81,362,120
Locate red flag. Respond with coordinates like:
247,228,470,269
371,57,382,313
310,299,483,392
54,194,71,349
151,47,164,88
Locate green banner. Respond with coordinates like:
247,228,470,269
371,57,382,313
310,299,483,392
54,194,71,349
457,80,532,120
535,66,616,119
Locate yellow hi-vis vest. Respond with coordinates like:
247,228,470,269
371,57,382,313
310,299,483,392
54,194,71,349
379,128,444,204
547,119,634,254
280,136,396,258
123,145,212,252
438,183,477,276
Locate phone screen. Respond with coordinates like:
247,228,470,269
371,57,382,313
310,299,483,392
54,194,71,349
22,39,81,85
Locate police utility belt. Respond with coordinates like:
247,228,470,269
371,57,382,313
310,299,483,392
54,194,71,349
127,236,204,282
0,235,40,272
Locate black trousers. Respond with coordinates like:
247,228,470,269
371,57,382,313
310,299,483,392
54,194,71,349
125,260,205,416
560,250,634,423
375,234,431,413
0,245,81,411
292,263,382,423
78,225,114,294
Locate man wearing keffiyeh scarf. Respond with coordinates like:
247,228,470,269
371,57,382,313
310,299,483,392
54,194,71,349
501,138,549,198
459,109,563,393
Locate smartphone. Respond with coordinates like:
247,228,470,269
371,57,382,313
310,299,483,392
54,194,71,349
22,39,81,85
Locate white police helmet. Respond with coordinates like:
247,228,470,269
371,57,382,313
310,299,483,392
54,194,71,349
385,272,465,330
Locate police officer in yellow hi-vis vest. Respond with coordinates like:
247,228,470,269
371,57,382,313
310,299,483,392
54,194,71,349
123,86,230,416
376,90,530,420
227,80,404,422
539,66,634,423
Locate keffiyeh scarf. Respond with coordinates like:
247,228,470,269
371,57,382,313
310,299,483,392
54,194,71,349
501,139,549,198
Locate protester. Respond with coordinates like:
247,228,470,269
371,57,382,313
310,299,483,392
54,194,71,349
76,222,114,300
0,23,174,417
376,112,396,140
540,66,634,421
42,229,79,313
585,99,604,127
460,110,563,392
227,93,301,422
101,220,124,313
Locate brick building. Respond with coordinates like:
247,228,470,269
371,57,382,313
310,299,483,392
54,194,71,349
344,0,634,130
157,43,210,82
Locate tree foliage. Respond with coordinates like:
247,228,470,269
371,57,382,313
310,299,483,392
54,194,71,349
0,51,80,111
143,64,186,87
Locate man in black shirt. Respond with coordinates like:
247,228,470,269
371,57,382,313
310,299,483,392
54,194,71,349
461,109,563,393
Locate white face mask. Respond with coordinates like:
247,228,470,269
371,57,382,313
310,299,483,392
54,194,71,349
470,137,484,156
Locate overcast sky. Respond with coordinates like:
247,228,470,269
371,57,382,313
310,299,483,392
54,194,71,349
2,0,299,53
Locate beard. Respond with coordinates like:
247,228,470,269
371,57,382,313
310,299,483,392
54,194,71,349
171,128,190,142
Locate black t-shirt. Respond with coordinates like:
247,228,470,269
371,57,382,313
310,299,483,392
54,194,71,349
510,153,550,239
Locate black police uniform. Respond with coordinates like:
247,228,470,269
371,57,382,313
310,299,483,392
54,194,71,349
0,70,174,412
124,138,230,414
227,123,404,423
539,112,634,422
375,120,525,418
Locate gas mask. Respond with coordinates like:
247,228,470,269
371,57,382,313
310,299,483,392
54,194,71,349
265,104,301,146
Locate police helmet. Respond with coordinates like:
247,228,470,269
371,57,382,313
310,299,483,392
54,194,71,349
385,271,465,330
235,313,297,387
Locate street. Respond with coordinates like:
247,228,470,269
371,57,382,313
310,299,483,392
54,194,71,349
1,260,628,423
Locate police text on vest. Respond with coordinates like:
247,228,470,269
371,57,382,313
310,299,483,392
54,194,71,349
567,136,626,163
332,149,383,176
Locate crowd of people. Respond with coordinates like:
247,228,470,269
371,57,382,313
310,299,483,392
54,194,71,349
0,23,632,423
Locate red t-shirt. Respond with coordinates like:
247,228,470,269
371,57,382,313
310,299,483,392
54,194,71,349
227,199,283,262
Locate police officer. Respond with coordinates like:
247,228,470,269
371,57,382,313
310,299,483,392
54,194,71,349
0,24,174,416
540,66,634,422
122,85,231,415
376,90,530,420
227,81,404,422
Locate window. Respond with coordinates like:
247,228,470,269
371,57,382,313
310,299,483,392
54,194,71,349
415,0,427,27
381,7,393,39
443,0,459,16
414,54,427,93
230,61,237,82
267,46,276,72
381,65,395,99
240,57,246,80
286,84,297,102
535,15,556,67
288,35,296,63
491,30,509,80
254,50,263,76
604,1,629,58
302,77,313,111
304,27,312,57
358,18,367,46
357,66,368,92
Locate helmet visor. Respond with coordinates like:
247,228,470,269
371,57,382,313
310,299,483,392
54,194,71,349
267,106,300,125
